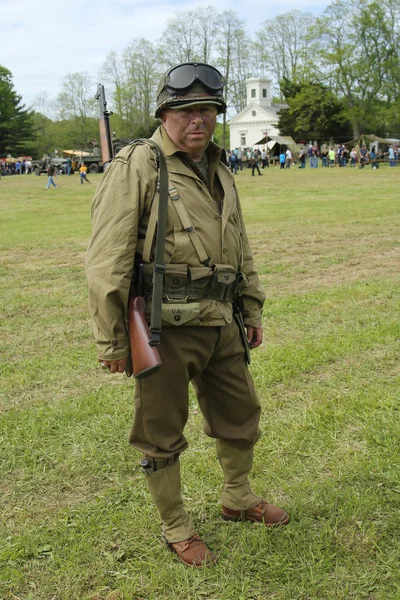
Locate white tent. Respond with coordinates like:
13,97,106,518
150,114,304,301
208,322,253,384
254,134,296,149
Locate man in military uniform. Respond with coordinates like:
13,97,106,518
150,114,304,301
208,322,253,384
85,62,289,567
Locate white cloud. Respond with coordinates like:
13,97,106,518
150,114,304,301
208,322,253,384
1,0,328,108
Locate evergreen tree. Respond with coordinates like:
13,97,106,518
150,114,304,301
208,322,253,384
0,65,35,156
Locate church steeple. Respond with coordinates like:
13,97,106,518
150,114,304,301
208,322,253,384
246,78,272,109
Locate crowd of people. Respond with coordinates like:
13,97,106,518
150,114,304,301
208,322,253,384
297,143,399,169
227,147,269,175
0,158,32,176
227,142,399,172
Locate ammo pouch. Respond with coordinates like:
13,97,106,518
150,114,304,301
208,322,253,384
205,264,248,302
142,263,249,326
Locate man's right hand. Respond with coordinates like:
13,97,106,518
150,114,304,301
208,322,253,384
99,358,127,373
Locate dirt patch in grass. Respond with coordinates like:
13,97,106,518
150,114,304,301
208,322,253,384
288,246,400,291
256,235,400,294
1,476,124,534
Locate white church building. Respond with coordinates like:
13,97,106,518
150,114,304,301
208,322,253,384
228,77,289,150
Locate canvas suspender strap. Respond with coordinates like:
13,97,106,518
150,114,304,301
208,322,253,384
143,185,211,266
169,187,210,266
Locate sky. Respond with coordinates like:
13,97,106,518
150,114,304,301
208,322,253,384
1,0,328,110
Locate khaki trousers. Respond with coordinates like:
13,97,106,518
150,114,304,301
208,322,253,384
129,320,261,458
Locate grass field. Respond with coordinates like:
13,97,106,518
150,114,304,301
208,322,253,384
1,165,400,600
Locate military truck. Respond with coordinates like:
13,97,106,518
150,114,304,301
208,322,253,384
31,157,67,175
32,139,132,176
78,140,130,173
32,153,101,175
76,152,103,174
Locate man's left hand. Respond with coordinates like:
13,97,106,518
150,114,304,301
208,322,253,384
246,325,263,349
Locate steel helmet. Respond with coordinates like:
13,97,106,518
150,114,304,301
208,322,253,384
155,62,227,118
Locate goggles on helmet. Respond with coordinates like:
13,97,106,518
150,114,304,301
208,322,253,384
165,63,225,96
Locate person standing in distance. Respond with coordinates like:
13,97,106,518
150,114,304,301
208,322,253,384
66,157,72,175
45,163,57,189
85,62,289,568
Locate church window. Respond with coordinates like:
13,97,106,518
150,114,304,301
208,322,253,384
262,88,267,98
251,89,256,98
241,135,246,146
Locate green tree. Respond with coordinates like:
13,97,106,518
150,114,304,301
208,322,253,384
0,65,35,156
100,40,162,140
256,11,318,97
161,11,199,64
314,0,400,137
196,6,219,63
120,40,162,136
213,121,229,147
226,26,255,115
160,6,218,65
54,72,98,149
31,111,56,157
216,10,248,148
31,92,57,157
277,79,352,143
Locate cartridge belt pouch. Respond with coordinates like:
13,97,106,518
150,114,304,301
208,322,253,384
141,262,249,326
143,263,248,303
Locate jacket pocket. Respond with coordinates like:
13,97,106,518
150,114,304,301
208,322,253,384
161,302,201,326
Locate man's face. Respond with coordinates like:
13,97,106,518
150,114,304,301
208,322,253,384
162,102,218,161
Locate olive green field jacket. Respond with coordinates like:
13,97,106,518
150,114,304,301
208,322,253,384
85,126,265,360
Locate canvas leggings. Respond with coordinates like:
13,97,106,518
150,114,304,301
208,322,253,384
129,319,261,459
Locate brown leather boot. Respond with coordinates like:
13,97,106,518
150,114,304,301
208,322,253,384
222,500,289,527
169,534,218,567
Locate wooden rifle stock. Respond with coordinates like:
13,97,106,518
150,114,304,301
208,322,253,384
99,119,113,165
127,296,162,379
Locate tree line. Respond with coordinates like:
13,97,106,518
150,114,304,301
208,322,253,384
1,0,400,157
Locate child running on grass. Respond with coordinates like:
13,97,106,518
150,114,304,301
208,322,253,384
79,162,90,184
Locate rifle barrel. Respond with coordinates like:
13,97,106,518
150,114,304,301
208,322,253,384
96,83,114,169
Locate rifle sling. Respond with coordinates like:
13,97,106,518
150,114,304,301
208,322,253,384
145,140,168,346
142,194,159,262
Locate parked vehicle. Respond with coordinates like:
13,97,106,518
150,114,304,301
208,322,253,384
76,140,130,172
75,153,103,174
32,157,66,176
